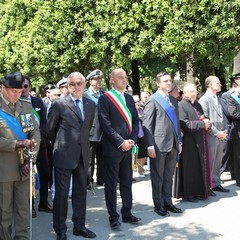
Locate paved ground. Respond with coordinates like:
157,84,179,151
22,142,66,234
32,171,240,240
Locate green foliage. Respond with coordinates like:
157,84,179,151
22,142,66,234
0,0,240,91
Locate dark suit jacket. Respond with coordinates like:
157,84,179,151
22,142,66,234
83,91,104,142
143,93,181,152
31,96,47,139
46,94,95,169
98,92,139,157
227,94,240,140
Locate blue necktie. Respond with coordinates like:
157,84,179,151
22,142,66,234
75,99,83,122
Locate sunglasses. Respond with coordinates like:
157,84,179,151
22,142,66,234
23,84,29,89
53,94,61,97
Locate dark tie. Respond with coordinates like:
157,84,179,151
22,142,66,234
8,103,15,114
75,99,83,122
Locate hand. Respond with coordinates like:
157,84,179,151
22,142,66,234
16,139,34,149
121,140,134,151
179,143,182,154
20,162,30,177
216,131,228,141
203,119,211,129
148,148,156,158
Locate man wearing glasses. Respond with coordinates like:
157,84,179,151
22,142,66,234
47,72,96,240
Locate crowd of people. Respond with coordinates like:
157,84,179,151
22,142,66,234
0,69,239,240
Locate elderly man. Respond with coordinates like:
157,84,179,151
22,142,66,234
199,76,229,194
0,71,40,239
47,72,96,240
174,83,211,202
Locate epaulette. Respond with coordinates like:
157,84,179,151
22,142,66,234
19,98,31,104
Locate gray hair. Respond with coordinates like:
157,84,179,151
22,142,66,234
67,72,86,82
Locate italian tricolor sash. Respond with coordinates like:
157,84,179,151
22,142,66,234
105,89,132,133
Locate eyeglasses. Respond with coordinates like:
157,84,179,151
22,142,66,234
23,84,29,88
69,82,84,88
53,94,61,97
115,76,128,80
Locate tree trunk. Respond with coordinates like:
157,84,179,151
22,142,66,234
186,53,194,82
131,59,140,96
233,51,240,74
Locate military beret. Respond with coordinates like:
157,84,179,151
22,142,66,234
56,78,67,88
86,69,103,81
43,84,55,92
1,71,24,89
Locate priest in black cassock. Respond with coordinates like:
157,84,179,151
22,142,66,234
174,83,212,202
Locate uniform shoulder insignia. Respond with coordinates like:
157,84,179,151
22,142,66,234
19,98,31,104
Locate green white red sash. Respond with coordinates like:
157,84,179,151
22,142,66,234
105,88,132,133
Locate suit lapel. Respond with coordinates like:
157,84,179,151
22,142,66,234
209,95,222,118
64,95,80,119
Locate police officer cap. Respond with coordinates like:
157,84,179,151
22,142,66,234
231,72,240,79
86,69,103,81
43,84,55,92
1,71,24,89
56,78,67,88
230,72,240,83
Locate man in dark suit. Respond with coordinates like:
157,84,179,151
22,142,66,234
227,72,240,187
143,72,183,217
47,72,96,240
0,71,40,239
85,69,104,187
22,76,52,218
98,68,141,230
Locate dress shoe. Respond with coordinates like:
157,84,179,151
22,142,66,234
209,189,216,196
56,233,67,240
212,185,230,192
122,214,141,224
97,181,104,186
38,203,53,212
32,206,37,218
165,204,182,213
154,207,170,217
110,220,121,229
73,226,96,238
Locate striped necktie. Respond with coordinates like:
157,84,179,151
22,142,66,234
75,99,83,122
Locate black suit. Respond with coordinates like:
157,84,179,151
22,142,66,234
227,93,240,185
30,96,51,207
98,92,139,222
47,94,95,235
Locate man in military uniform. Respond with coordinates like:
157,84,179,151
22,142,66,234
85,69,104,188
0,71,40,239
